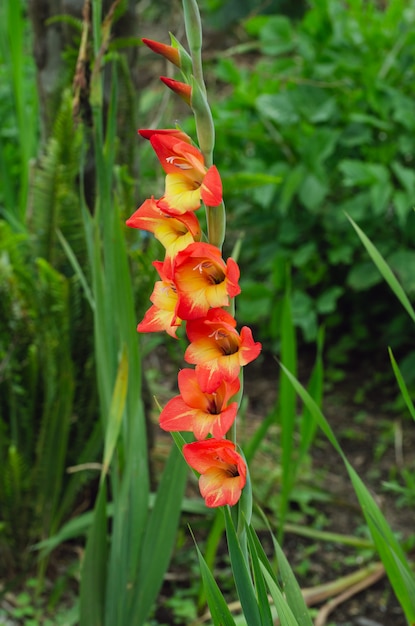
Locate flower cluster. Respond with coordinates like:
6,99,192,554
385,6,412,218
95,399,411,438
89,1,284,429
127,37,261,508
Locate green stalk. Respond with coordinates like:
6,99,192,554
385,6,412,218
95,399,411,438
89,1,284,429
182,0,206,96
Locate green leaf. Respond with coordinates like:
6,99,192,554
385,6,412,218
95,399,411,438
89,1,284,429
278,287,297,536
193,533,237,626
256,93,300,126
79,484,108,626
246,525,274,626
346,214,415,323
388,348,415,422
298,173,328,211
258,15,295,56
130,442,189,624
101,345,128,478
388,249,415,296
260,565,300,626
268,529,313,626
346,261,383,290
224,507,262,626
279,364,415,625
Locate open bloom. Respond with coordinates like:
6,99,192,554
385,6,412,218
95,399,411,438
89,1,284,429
126,197,201,268
173,242,240,320
159,368,240,439
137,261,181,338
185,308,262,393
183,439,247,507
138,130,222,214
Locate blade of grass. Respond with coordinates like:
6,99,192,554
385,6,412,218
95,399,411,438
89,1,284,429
129,441,189,625
192,531,238,626
101,345,128,479
299,326,324,462
388,347,415,422
346,214,415,324
280,363,415,624
56,228,95,310
79,483,108,626
278,284,297,539
223,506,262,626
246,516,313,626
260,565,301,626
246,524,274,626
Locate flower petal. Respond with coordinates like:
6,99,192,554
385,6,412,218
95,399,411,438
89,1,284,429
200,165,223,207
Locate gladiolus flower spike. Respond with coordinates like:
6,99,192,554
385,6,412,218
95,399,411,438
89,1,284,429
128,17,261,510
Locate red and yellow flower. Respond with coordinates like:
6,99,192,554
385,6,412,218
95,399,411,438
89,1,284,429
159,368,240,440
126,197,201,269
183,439,247,507
185,308,262,393
137,261,181,338
173,242,240,320
139,130,222,214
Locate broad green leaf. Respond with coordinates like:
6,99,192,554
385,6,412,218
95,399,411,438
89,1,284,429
298,173,328,211
79,484,108,626
249,512,313,626
346,214,415,323
260,565,300,626
193,534,237,626
258,15,295,56
224,507,262,626
101,345,128,478
267,528,313,626
388,348,415,422
130,442,188,624
246,524,274,626
256,93,300,126
347,261,383,291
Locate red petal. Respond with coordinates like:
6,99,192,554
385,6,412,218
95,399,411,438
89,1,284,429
200,165,223,207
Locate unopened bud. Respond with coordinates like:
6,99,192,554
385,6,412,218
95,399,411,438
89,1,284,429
142,38,181,68
160,76,192,105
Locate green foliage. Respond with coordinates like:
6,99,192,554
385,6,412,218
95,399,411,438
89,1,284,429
0,0,39,226
1,14,96,582
0,221,94,571
199,0,415,368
